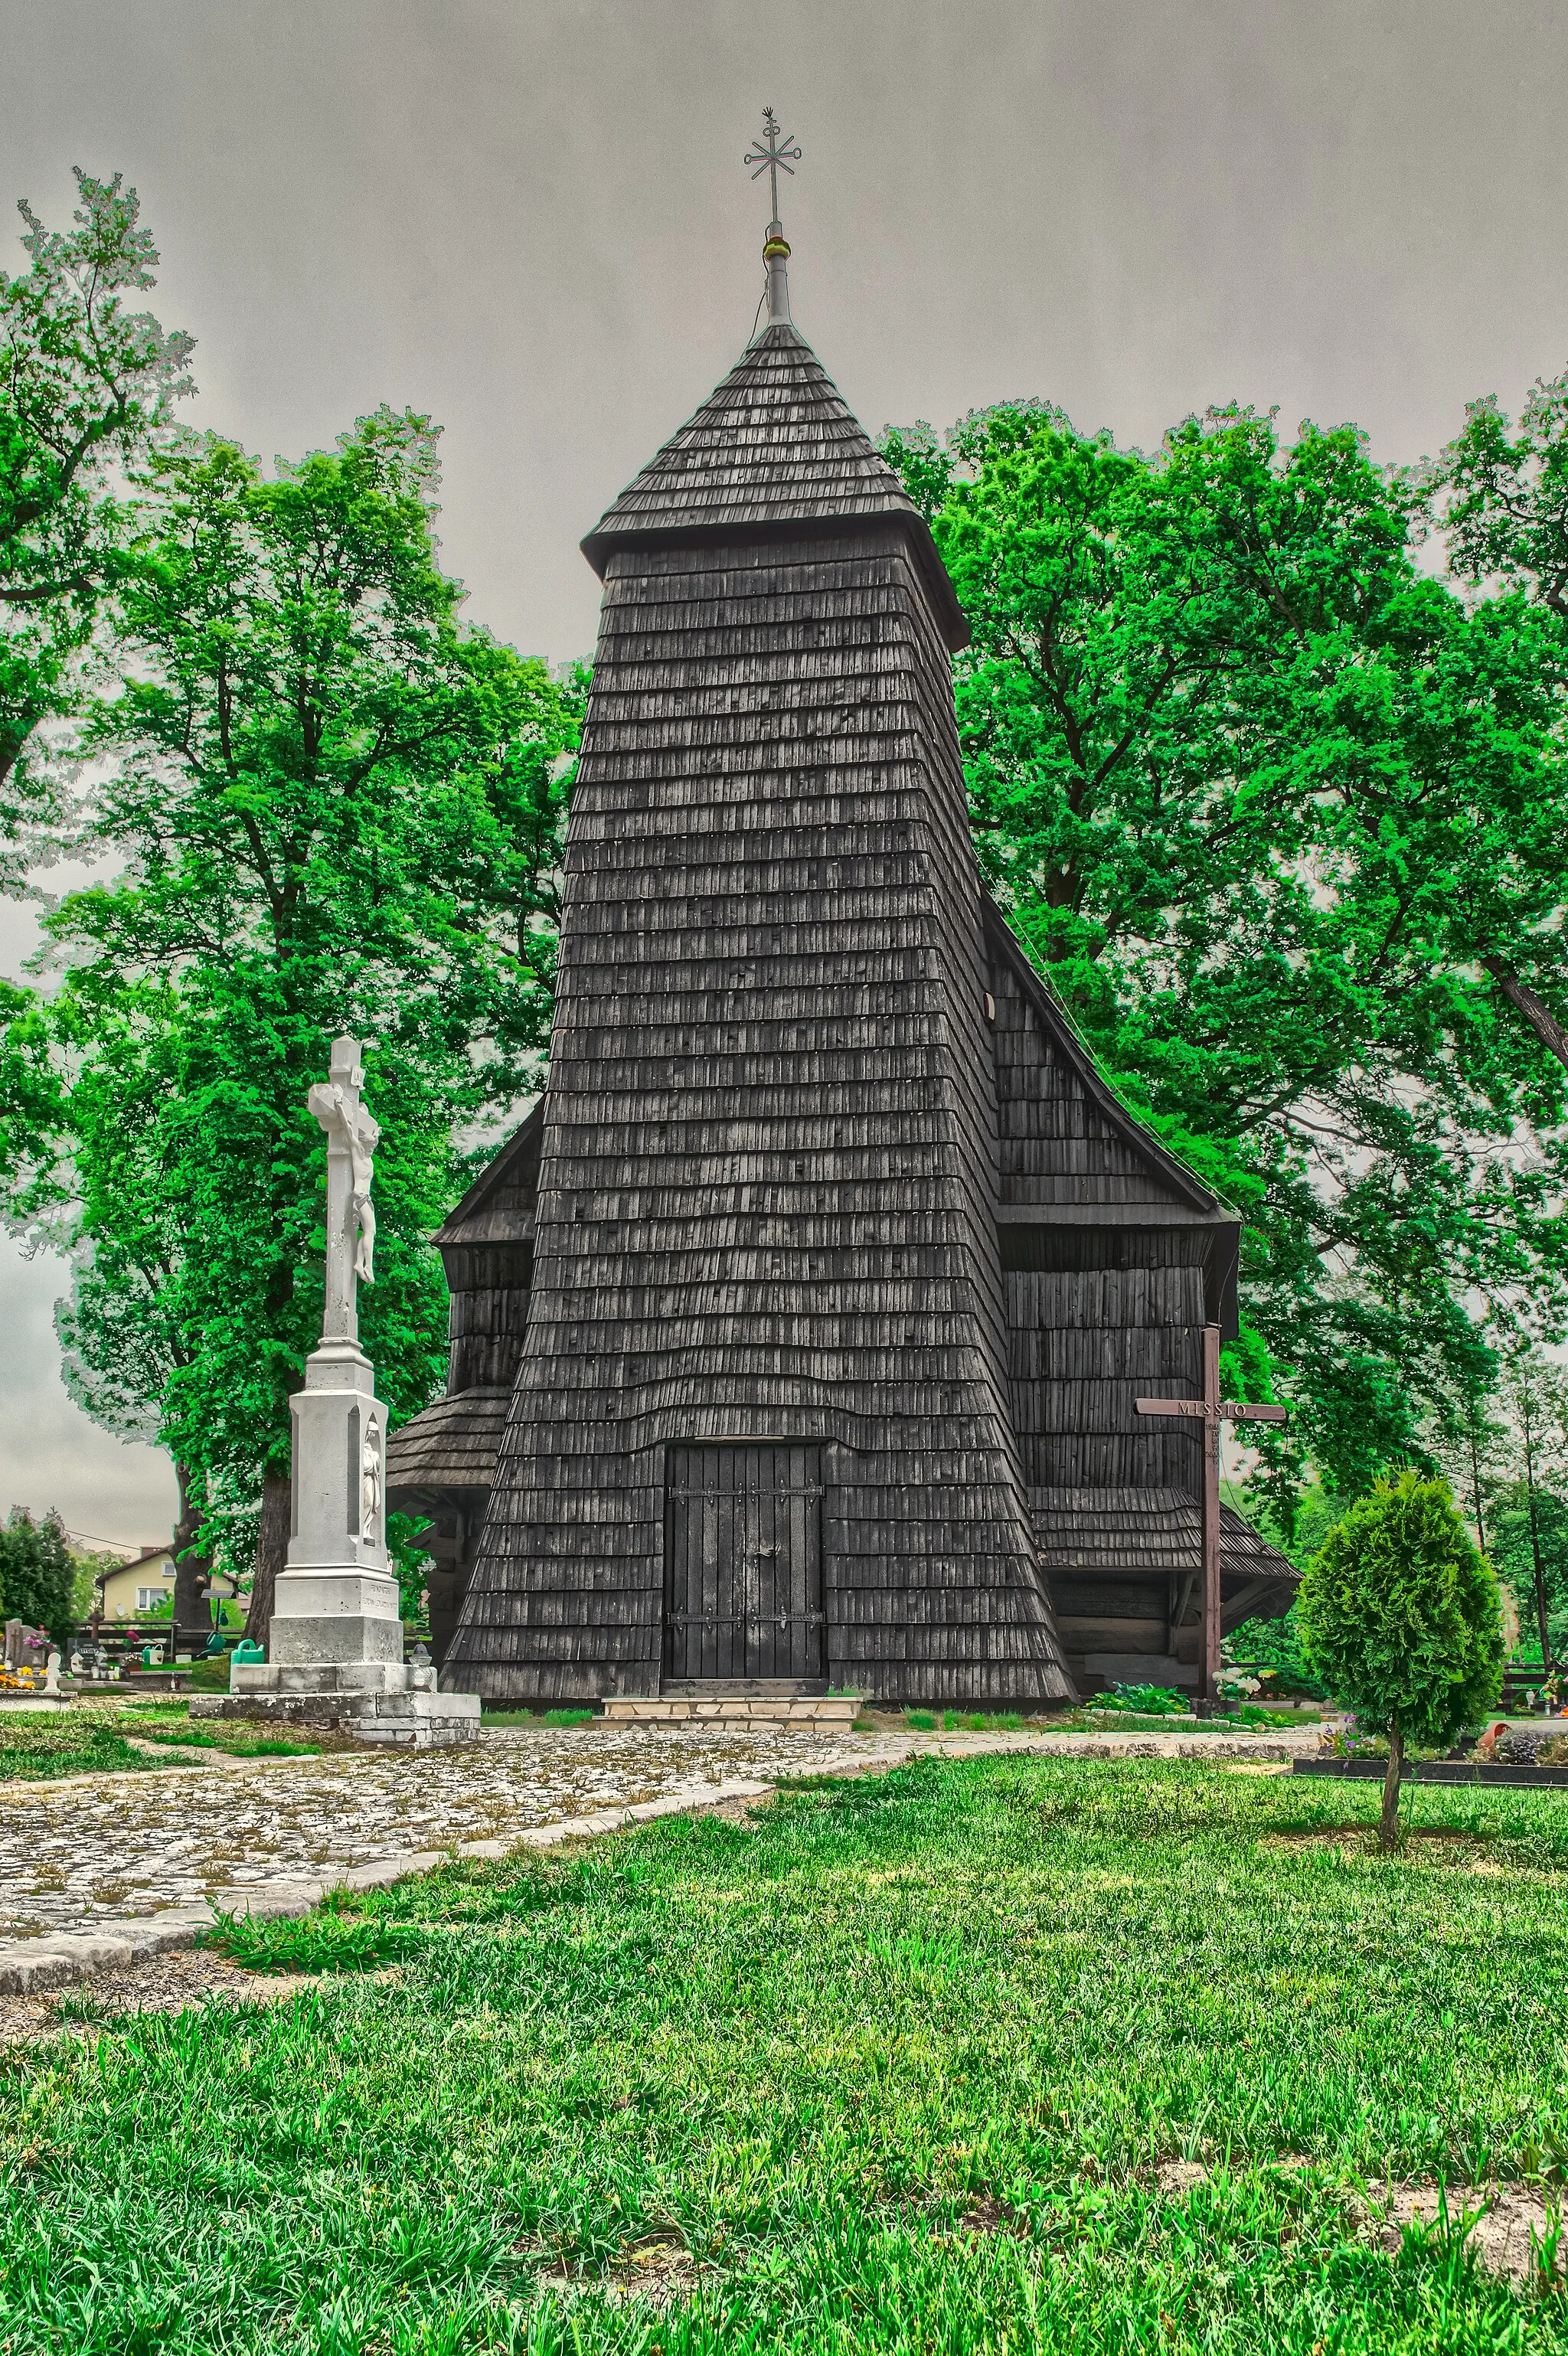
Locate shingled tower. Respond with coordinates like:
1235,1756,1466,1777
443,135,1073,1706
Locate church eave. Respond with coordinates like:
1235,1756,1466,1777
580,510,971,654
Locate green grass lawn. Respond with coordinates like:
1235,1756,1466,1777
0,1707,325,1780
0,1712,168,1782
5,1754,1568,2351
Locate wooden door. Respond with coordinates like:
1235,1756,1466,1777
663,1443,826,1682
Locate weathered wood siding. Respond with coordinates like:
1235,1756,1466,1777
446,523,1069,1703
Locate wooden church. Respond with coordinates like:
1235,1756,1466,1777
388,167,1296,1706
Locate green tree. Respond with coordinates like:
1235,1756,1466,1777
1488,1485,1568,1661
0,1507,77,1646
1483,1351,1568,1666
1298,1470,1503,1845
1,168,194,822
882,401,1568,1506
3,410,579,1637
1411,373,1568,1077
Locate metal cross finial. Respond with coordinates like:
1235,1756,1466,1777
744,106,801,228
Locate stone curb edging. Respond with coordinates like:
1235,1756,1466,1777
0,1725,1318,1997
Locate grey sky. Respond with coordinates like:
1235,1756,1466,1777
2,0,1565,1544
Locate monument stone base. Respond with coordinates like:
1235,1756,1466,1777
191,1672,482,1748
193,1570,482,1749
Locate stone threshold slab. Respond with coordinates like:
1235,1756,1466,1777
601,1697,861,1729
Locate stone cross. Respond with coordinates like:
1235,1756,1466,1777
307,1037,381,1345
1136,1326,1288,1702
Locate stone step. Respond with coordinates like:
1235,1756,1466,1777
601,1692,861,1733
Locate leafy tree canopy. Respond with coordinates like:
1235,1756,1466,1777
0,1507,77,1645
883,400,1568,1508
0,168,194,827
2,408,580,1613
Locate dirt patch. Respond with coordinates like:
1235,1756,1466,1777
538,2232,704,2310
0,1946,310,2047
704,1792,777,1826
1364,2183,1564,2292
1155,2159,1210,2194
958,2194,1031,2239
1152,2158,1563,2291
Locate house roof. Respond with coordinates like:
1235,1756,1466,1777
580,322,969,652
386,1388,510,1502
1031,1488,1298,1600
100,1545,174,1580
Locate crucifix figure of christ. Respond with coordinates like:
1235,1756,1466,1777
306,1036,381,1345
1136,1326,1288,1703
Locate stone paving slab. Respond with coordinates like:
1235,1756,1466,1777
0,1721,1320,1992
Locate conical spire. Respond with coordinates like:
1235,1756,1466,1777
580,108,969,647
582,329,968,648
583,325,920,549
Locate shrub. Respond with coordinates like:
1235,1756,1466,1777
1298,1469,1504,1846
0,1510,77,1646
1227,1600,1332,1700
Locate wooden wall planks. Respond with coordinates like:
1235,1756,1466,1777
443,503,1072,1704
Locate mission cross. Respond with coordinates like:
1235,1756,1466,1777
1135,1325,1287,1702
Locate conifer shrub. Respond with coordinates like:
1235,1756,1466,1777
0,1509,77,1645
1298,1469,1504,1846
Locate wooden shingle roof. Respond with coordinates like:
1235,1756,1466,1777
581,323,969,652
431,1099,544,1252
386,1389,509,1503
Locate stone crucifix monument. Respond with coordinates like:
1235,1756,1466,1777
192,1037,479,1747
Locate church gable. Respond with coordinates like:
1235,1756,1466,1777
433,1096,544,1253
982,901,1227,1221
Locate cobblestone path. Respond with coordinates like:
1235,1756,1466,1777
0,1724,910,1943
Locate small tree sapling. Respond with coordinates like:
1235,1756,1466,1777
1298,1469,1504,1847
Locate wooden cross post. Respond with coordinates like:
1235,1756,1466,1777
1136,1327,1287,1704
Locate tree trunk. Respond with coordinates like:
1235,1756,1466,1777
245,1469,292,1652
1521,1387,1553,1671
1380,1720,1405,1851
0,716,37,799
1468,1418,1487,1557
170,1462,213,1657
1483,956,1568,1073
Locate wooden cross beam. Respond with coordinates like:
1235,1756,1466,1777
1136,1325,1287,1703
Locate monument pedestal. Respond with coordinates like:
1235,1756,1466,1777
194,1051,483,1749
191,1667,481,1747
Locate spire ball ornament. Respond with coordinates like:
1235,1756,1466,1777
744,106,801,326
